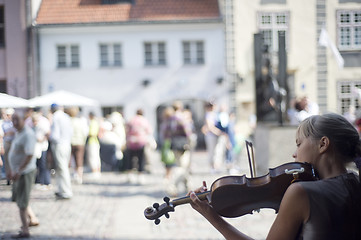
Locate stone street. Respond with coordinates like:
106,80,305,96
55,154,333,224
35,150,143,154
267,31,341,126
0,151,276,240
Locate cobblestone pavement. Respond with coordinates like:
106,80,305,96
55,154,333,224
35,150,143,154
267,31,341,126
0,151,276,240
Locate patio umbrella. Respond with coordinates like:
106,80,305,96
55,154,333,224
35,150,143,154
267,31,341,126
0,93,30,108
28,90,100,107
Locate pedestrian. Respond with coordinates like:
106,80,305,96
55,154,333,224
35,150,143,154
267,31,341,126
86,112,101,178
124,108,153,184
98,113,126,170
182,108,197,173
189,113,361,240
8,109,39,238
214,104,232,172
160,101,192,196
201,102,222,172
68,107,88,184
31,111,52,190
49,103,73,200
2,108,16,185
159,107,176,182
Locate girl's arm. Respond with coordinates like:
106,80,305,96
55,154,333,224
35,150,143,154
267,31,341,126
189,182,309,240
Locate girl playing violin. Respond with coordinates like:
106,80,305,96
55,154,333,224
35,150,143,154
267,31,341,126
189,113,361,240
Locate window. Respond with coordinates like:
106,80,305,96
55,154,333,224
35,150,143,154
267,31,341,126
144,42,166,66
57,45,80,68
337,81,361,115
183,41,204,65
101,106,123,117
337,10,361,50
0,6,4,48
0,79,6,93
100,43,122,67
258,12,289,52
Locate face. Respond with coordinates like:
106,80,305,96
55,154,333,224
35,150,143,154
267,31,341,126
292,135,319,165
12,114,25,131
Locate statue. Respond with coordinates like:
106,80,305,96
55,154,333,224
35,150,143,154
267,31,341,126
255,35,287,125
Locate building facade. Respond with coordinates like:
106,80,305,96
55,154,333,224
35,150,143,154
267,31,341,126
224,0,361,135
0,0,29,98
33,0,227,142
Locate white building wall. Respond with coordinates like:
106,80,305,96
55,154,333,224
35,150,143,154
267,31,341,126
38,22,226,129
326,0,361,113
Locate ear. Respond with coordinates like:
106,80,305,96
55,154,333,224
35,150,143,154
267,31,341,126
319,136,330,153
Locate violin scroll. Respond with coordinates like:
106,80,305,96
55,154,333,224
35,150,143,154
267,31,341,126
144,197,174,225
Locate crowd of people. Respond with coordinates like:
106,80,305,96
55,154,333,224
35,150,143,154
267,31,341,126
157,100,243,197
0,104,158,237
0,100,247,206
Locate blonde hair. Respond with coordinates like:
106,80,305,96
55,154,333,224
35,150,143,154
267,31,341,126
297,113,361,162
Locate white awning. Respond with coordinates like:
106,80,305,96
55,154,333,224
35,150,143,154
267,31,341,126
28,90,100,107
0,93,30,108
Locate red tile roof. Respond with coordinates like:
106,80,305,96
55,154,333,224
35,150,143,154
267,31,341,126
35,0,221,25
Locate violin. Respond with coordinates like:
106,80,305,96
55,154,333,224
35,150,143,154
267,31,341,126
144,161,318,225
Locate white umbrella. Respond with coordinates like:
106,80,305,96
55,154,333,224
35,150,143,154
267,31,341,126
28,90,100,107
0,93,30,108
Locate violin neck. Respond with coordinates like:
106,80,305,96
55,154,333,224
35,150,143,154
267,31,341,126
171,191,211,207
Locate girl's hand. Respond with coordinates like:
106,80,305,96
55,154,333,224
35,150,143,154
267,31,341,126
188,181,214,217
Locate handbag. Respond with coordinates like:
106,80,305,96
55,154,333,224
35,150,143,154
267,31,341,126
161,139,176,165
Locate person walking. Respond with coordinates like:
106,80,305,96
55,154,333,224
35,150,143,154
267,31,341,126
202,102,222,172
2,108,16,185
8,110,39,238
68,107,88,184
160,101,192,196
86,112,101,178
49,104,73,200
124,109,153,184
31,111,52,189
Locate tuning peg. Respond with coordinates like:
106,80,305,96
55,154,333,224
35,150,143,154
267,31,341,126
164,213,170,218
163,197,170,205
155,218,160,225
153,203,159,211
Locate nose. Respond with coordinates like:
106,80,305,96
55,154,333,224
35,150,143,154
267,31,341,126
292,151,296,159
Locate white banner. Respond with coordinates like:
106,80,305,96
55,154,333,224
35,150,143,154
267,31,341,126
319,28,344,69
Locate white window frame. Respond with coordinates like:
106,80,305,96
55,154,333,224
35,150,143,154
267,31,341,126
258,12,289,52
337,80,361,115
99,43,122,67
144,42,166,66
57,44,80,68
182,41,205,65
337,10,361,50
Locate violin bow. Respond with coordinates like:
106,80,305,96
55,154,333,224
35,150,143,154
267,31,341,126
245,140,256,177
